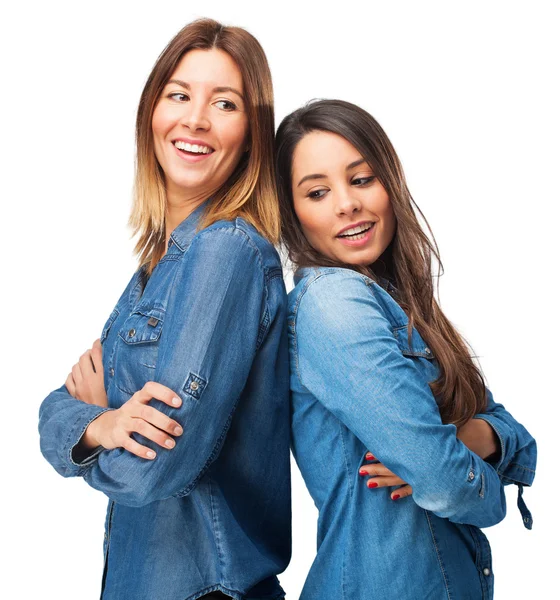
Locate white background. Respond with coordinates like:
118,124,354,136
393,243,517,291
2,1,558,598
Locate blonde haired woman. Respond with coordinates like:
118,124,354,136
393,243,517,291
39,19,290,600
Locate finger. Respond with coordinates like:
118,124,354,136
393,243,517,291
134,404,183,437
79,350,95,376
71,363,83,385
65,373,77,396
391,485,413,501
134,381,182,407
121,435,157,460
367,476,407,489
132,418,178,449
365,452,377,461
91,339,103,374
359,464,395,478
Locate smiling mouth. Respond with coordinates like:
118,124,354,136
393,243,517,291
173,140,215,155
336,222,374,241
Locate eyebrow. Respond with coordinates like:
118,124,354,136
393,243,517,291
296,158,367,187
166,79,244,101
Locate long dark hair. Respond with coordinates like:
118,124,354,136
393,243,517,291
275,99,486,426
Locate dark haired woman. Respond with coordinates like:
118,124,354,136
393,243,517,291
275,99,536,599
38,20,290,600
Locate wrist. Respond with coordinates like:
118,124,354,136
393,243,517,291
81,412,106,450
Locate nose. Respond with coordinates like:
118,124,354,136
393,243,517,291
335,191,362,216
180,101,210,131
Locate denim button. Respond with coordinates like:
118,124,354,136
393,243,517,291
425,348,431,355
109,368,114,377
468,470,475,481
483,568,491,576
128,329,136,337
190,381,199,391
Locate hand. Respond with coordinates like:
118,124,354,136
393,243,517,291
66,339,108,407
359,452,412,500
80,381,184,460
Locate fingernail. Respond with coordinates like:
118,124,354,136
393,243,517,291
359,469,368,476
172,397,181,406
392,494,401,500
367,481,378,488
366,453,375,460
174,426,183,436
165,439,175,448
147,450,156,459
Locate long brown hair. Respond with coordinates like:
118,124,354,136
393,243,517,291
130,18,279,273
275,99,486,427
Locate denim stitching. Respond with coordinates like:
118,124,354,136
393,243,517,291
338,422,353,600
291,271,332,389
209,481,226,580
424,511,452,599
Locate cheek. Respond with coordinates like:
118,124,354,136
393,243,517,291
294,200,330,246
383,204,397,240
151,105,168,140
221,117,249,157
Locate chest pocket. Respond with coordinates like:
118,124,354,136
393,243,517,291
392,324,434,360
118,307,165,347
115,304,166,393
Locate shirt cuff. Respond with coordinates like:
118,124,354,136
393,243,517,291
67,406,113,472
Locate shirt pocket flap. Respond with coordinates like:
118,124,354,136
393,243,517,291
393,325,434,359
118,305,165,345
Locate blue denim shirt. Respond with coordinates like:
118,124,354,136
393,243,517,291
39,204,291,600
288,267,536,600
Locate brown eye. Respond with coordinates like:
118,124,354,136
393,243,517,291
168,93,189,102
215,100,237,111
351,176,376,186
308,189,328,200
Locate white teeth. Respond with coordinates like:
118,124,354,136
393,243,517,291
339,223,373,237
174,141,213,154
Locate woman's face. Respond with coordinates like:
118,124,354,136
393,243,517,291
291,131,396,266
152,48,249,201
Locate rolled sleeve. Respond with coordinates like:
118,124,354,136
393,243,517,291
474,389,537,487
38,385,112,477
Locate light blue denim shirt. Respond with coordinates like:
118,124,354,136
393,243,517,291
289,266,536,600
39,204,291,600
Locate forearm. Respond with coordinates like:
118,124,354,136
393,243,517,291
458,418,500,462
399,429,506,527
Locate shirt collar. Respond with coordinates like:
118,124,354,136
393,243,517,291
168,199,210,252
294,265,398,294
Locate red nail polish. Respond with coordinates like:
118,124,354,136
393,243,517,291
392,494,400,500
367,481,378,488
359,469,368,476
366,453,375,460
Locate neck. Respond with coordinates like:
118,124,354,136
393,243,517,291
164,187,209,244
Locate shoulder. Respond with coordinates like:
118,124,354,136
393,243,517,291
289,267,378,322
189,218,281,275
